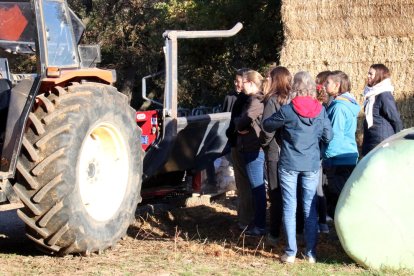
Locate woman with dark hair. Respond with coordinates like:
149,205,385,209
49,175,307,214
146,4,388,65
261,66,292,245
362,64,403,155
314,71,331,234
323,70,360,218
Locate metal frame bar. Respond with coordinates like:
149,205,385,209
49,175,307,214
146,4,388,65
161,23,243,138
141,71,164,107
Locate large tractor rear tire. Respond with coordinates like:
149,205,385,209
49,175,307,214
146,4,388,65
14,82,142,255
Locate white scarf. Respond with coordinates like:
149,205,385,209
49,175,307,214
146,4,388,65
363,78,394,128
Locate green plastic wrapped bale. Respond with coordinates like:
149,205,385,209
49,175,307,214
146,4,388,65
335,128,414,270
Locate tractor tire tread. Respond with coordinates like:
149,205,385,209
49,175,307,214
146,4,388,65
15,83,142,255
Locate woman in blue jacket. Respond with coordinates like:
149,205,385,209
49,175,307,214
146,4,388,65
362,64,403,155
323,71,360,218
263,71,332,264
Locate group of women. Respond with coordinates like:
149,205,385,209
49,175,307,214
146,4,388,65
227,64,403,264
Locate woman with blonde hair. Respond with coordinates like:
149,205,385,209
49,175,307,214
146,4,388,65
263,71,332,264
234,70,266,236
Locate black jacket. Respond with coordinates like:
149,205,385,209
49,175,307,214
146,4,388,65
362,91,403,155
222,90,241,112
234,93,264,153
226,92,249,147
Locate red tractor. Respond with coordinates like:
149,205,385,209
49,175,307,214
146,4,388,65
0,0,241,255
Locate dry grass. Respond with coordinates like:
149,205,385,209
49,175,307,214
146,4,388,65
280,0,414,129
1,195,412,275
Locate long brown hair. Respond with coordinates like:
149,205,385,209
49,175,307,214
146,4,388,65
368,64,391,87
264,66,292,105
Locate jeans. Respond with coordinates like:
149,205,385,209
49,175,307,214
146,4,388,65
243,150,266,229
243,150,265,189
279,167,319,258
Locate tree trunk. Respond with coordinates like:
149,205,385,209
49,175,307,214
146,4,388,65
120,66,138,104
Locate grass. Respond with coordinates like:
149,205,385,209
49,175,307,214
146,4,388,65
0,195,413,275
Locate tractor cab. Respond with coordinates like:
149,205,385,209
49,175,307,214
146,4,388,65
0,0,106,178
0,0,85,67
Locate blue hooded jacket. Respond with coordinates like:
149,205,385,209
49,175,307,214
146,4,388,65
323,92,361,166
263,96,333,172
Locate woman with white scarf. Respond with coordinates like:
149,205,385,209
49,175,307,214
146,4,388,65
362,64,403,156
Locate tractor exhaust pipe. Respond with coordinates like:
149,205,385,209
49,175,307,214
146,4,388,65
163,22,243,40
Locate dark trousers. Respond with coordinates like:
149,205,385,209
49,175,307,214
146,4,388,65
323,165,355,218
266,160,283,237
252,184,267,229
317,195,327,223
205,160,217,186
268,186,283,237
231,148,254,225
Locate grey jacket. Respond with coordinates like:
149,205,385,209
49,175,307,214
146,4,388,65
261,95,286,161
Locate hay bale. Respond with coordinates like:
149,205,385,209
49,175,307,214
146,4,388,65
280,0,414,130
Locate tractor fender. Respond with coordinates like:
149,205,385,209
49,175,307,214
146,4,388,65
1,76,41,178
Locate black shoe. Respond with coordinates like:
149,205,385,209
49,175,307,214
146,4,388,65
245,226,266,236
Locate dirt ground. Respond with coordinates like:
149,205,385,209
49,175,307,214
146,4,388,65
0,194,391,275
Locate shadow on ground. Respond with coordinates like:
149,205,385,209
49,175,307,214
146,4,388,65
128,194,355,265
0,210,41,256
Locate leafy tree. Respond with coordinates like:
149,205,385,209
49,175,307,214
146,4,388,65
68,0,283,110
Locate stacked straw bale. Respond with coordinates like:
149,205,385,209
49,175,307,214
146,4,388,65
280,0,414,133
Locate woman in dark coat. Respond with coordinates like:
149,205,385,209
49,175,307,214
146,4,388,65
362,64,403,156
261,66,291,244
234,70,266,236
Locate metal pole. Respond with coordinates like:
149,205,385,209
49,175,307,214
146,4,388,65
162,23,243,138
141,71,164,107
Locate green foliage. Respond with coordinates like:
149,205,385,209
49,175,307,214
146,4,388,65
68,0,283,110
